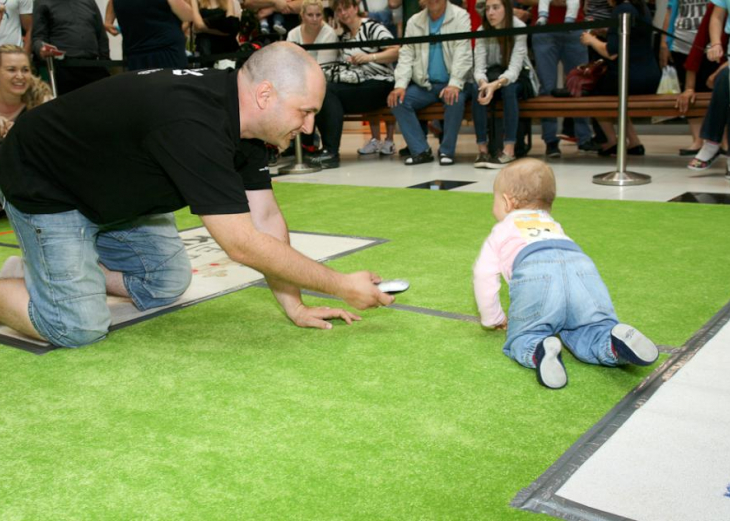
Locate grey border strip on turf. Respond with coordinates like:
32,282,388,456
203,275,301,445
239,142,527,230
511,298,730,521
0,230,388,355
250,284,484,323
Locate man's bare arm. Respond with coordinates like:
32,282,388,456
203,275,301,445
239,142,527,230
200,213,393,310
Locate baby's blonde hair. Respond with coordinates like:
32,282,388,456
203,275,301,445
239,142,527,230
494,158,556,211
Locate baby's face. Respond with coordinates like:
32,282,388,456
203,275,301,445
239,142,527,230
492,191,509,222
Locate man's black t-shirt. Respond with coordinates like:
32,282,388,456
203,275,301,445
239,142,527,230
0,68,272,224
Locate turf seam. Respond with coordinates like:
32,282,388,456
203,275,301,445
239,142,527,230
511,297,730,521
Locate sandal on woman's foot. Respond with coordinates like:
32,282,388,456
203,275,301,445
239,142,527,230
688,151,720,171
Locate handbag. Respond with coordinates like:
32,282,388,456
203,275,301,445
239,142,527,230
320,61,366,84
565,59,608,97
486,64,539,100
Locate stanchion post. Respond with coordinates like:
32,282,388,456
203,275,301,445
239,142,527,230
277,134,321,175
593,12,651,186
45,56,58,99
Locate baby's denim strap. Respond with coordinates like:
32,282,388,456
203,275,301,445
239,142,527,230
512,239,583,271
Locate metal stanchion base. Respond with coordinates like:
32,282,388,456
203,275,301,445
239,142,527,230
593,170,651,186
277,162,321,175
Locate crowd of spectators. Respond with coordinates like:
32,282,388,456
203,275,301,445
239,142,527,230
0,0,728,173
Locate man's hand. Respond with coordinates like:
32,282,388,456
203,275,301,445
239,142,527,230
387,87,406,107
288,303,362,329
675,89,695,114
39,43,63,59
339,271,394,310
104,23,119,35
439,85,460,105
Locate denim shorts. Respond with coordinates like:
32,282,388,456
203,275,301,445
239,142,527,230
1,193,191,348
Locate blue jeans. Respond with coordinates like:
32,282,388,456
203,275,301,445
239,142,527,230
532,31,593,146
1,195,191,348
470,81,522,146
503,246,620,368
700,66,729,143
391,82,466,157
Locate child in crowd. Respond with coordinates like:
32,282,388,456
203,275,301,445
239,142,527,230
259,10,287,35
536,0,578,25
473,158,659,389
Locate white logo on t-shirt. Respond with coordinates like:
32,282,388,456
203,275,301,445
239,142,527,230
173,69,208,77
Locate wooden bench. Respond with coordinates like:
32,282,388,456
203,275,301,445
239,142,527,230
343,92,712,122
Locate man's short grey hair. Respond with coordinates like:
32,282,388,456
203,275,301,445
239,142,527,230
241,42,321,98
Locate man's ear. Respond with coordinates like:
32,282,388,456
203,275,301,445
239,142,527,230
254,81,275,110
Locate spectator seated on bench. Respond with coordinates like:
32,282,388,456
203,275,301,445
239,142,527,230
307,0,399,169
387,0,473,166
580,0,660,156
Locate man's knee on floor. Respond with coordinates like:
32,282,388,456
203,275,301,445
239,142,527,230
54,326,109,348
140,251,192,303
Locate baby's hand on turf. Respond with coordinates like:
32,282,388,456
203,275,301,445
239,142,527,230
494,319,508,330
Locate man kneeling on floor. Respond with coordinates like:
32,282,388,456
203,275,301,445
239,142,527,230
0,42,394,348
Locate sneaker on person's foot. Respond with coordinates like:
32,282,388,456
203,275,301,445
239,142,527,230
399,146,411,157
379,139,395,155
307,149,340,169
533,336,568,389
610,324,659,366
259,22,270,35
358,138,381,155
545,141,561,158
484,153,516,169
273,23,287,35
473,152,490,168
405,149,434,165
0,256,24,279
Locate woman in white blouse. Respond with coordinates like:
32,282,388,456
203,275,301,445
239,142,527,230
286,0,338,65
473,0,531,168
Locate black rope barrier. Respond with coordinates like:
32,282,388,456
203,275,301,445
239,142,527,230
52,17,714,71
54,19,618,70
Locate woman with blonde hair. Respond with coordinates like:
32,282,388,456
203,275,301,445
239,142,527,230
286,0,338,65
0,45,52,141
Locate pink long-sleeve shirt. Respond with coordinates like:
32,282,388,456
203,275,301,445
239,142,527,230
473,209,573,327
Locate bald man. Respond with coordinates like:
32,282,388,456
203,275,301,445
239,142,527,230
0,42,394,348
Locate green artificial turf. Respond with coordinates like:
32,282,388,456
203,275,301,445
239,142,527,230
1,184,729,520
